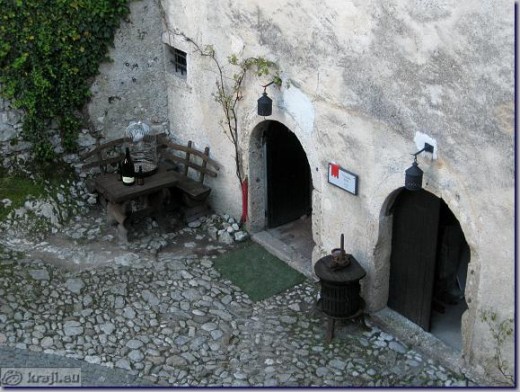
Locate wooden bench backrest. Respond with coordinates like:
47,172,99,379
157,135,220,184
80,133,219,183
80,137,126,173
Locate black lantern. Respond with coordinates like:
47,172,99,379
404,143,434,191
405,158,423,191
258,81,276,117
257,91,272,116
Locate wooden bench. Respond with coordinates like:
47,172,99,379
157,134,219,207
79,133,219,239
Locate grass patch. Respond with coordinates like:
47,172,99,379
0,176,46,221
213,241,306,302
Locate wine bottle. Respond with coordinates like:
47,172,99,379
137,165,144,186
121,147,135,186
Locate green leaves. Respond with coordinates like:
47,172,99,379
0,0,131,162
481,310,514,385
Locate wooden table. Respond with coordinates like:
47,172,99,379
94,167,181,241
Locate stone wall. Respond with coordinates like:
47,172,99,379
0,96,92,173
87,0,169,142
160,0,514,384
0,97,27,172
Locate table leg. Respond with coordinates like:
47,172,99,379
107,201,129,242
356,312,370,331
326,317,335,344
117,221,129,243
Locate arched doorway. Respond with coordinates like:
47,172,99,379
388,188,470,350
264,122,312,227
248,120,314,277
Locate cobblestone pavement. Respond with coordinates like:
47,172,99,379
0,210,472,387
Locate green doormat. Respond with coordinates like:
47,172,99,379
213,241,306,302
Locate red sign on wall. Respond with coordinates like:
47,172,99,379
328,163,358,195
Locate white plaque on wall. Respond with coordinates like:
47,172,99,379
328,163,358,195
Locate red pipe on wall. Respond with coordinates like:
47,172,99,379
240,177,248,224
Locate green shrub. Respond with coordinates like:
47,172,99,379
0,0,131,162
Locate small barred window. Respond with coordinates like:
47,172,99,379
169,47,187,76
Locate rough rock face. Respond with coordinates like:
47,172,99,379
87,0,169,141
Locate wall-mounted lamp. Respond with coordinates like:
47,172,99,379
257,81,275,117
404,143,434,191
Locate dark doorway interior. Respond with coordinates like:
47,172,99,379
388,189,469,350
430,200,469,350
264,122,312,228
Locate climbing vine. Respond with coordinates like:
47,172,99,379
0,0,131,163
175,34,280,223
174,35,281,184
159,4,282,222
480,310,514,386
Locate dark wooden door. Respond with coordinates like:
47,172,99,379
265,124,311,228
388,189,440,331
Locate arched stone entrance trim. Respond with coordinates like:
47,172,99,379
368,187,405,311
248,121,270,233
372,186,476,357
